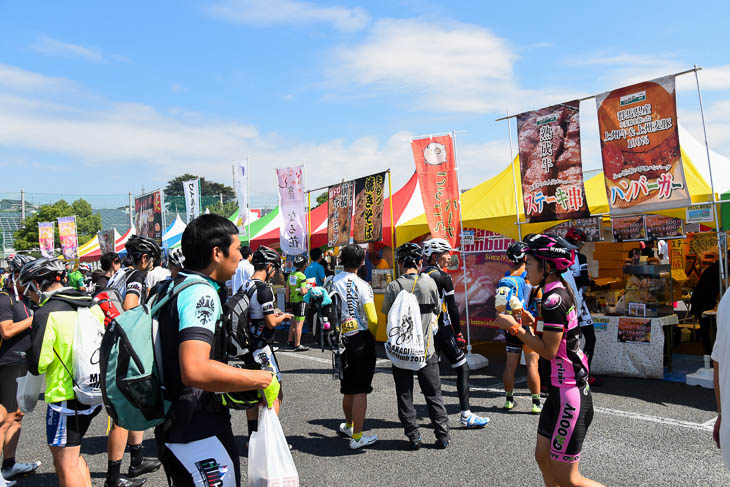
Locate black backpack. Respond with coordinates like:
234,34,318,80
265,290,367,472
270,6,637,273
223,281,264,358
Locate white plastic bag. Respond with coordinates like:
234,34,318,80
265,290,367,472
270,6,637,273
247,407,299,487
385,283,427,371
16,372,43,413
71,307,105,406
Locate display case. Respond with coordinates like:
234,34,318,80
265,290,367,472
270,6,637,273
622,264,673,317
371,269,393,293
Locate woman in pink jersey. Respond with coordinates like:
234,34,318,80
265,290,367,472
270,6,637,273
496,233,602,487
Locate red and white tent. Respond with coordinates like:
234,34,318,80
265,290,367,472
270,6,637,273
78,227,136,261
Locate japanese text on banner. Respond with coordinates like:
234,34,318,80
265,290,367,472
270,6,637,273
353,172,385,244
276,166,307,255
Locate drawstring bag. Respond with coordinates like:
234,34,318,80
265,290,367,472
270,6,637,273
247,407,299,487
16,372,44,413
385,277,428,371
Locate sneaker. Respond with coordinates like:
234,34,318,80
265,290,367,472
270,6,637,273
5,481,16,487
2,461,41,480
272,346,280,352
339,422,353,437
461,413,490,428
408,436,422,451
127,458,161,478
503,397,515,410
349,434,378,450
293,344,310,352
435,438,449,449
531,402,543,414
104,477,146,487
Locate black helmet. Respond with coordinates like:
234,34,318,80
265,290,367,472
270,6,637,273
396,243,423,265
125,235,161,259
8,254,34,273
18,257,66,289
252,246,282,270
168,248,185,268
293,254,307,268
506,241,529,264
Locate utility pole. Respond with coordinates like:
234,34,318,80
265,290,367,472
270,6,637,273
20,188,25,222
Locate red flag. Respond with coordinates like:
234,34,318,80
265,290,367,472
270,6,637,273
411,134,461,249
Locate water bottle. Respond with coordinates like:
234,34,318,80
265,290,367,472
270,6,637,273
322,316,331,331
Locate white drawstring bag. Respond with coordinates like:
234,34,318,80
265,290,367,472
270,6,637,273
247,407,299,487
385,277,428,371
16,372,44,413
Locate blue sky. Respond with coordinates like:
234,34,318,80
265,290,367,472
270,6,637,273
1,0,729,208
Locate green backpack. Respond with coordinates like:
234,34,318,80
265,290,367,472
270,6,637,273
99,279,213,431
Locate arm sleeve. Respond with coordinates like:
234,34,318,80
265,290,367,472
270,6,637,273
363,301,378,335
442,274,461,334
177,284,221,344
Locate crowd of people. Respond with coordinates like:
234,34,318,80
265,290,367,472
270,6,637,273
0,215,611,487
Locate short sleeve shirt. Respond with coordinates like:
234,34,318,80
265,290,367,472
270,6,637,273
125,270,148,305
288,271,307,304
176,273,221,345
332,272,374,334
246,279,276,338
0,292,33,366
68,271,85,290
305,262,326,287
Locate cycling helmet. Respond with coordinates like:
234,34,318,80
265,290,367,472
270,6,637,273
78,263,91,272
168,247,185,268
396,243,423,265
506,241,529,264
18,257,66,289
8,254,34,273
125,235,162,259
252,246,282,270
523,233,575,272
292,254,307,268
565,228,587,245
423,238,453,258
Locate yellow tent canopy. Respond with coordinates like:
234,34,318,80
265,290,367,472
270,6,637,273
397,146,714,244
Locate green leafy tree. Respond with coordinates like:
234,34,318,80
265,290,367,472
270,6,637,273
315,191,327,208
164,174,235,198
207,200,239,218
13,199,102,252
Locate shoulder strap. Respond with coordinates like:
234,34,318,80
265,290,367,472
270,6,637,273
410,275,419,294
150,279,215,316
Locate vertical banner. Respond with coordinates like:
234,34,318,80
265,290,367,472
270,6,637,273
596,75,690,214
353,172,386,244
182,178,201,224
517,101,590,223
98,230,116,254
276,166,307,255
233,160,249,233
327,181,354,247
38,222,55,258
57,216,79,260
134,190,163,244
411,134,461,249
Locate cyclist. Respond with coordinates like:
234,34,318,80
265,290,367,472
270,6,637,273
495,241,542,413
244,246,292,439
0,255,40,484
153,214,280,487
167,248,185,279
495,234,602,487
23,258,104,487
96,252,121,290
231,246,253,294
383,243,449,450
67,263,88,292
106,235,162,487
330,245,379,450
285,254,310,352
422,238,489,427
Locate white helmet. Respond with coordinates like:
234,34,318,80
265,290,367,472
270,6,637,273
423,238,453,258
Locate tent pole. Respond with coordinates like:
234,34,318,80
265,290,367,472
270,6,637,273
388,170,396,279
693,65,726,293
506,109,522,240
308,190,312,264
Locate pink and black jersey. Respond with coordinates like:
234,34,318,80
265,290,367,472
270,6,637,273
541,281,589,388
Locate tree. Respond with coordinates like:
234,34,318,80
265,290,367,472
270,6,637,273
13,199,102,252
164,174,235,198
315,191,327,208
207,200,239,218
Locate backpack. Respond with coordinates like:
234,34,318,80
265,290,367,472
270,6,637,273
223,282,261,357
92,288,124,328
385,277,429,371
53,306,106,406
107,267,135,297
99,278,213,431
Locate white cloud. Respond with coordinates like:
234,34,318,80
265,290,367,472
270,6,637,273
326,18,574,114
204,0,369,31
0,63,76,92
31,36,105,62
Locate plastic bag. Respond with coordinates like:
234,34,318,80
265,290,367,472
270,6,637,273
247,407,299,487
16,372,43,413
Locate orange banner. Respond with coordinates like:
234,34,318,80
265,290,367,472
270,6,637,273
596,75,690,214
411,134,461,249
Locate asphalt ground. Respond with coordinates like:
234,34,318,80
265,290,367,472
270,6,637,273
7,341,730,486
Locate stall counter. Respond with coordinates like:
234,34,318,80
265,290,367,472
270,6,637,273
374,291,388,342
590,313,677,379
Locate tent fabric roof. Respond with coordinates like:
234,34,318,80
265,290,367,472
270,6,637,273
162,215,186,250
398,126,717,242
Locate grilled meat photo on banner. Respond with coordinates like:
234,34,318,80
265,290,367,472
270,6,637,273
327,180,354,247
596,75,690,214
517,101,590,223
411,134,461,249
353,172,385,244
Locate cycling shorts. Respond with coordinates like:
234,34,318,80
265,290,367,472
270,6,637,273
160,430,240,487
341,330,376,395
290,302,306,319
538,383,594,463
435,325,466,368
0,361,27,412
504,324,535,355
46,400,101,447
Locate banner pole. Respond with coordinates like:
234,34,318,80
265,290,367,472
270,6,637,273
506,109,522,240
308,190,312,263
388,170,396,279
246,159,251,247
452,131,488,370
693,65,725,293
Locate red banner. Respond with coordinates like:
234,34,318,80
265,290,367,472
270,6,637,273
411,134,461,249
